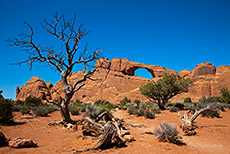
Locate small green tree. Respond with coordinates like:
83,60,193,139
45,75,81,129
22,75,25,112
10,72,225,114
220,88,230,104
184,97,192,103
24,96,42,107
140,73,192,110
0,96,13,123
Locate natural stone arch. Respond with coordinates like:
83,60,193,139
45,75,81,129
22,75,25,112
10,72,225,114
134,67,155,79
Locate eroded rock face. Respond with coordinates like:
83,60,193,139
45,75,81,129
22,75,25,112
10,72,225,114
9,137,37,148
16,77,51,101
16,58,230,103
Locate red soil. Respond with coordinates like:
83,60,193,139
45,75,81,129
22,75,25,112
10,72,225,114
1,109,230,154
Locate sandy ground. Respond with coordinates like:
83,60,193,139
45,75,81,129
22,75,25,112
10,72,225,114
0,109,230,154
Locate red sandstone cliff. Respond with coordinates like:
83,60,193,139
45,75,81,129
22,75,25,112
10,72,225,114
16,58,230,103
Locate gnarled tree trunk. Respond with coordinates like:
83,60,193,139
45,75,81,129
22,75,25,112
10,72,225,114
178,106,218,135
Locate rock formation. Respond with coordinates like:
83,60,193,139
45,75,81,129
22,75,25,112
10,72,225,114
16,77,51,101
16,58,230,103
9,137,37,148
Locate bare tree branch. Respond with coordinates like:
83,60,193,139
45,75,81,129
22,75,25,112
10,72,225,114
8,13,102,123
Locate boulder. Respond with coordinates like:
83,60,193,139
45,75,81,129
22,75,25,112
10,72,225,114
9,137,37,148
16,77,52,101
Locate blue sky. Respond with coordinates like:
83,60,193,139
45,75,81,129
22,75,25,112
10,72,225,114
0,0,229,99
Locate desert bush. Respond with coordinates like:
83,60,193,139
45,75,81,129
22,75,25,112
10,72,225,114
206,97,218,103
14,100,24,106
70,109,79,115
120,97,131,110
174,103,185,110
144,110,155,119
165,102,173,107
151,107,161,114
24,96,42,107
199,96,206,103
169,106,179,112
220,88,230,104
13,105,21,112
20,106,30,115
32,106,49,117
154,121,182,144
94,100,116,110
133,99,141,106
184,97,192,103
68,102,81,116
46,104,59,113
0,98,13,123
128,106,139,115
83,104,112,119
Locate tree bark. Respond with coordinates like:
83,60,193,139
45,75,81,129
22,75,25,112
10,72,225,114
158,101,166,110
60,101,74,124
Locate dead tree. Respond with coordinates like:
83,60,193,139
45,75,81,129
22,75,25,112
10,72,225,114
178,106,218,135
7,13,102,124
75,112,130,153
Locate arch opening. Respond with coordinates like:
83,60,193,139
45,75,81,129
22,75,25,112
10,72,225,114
134,68,154,79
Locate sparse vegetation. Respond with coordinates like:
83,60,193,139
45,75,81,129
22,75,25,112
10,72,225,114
20,106,31,115
140,73,192,110
120,97,132,110
32,106,49,117
24,96,42,107
154,121,182,144
0,95,14,123
122,98,158,119
184,97,192,103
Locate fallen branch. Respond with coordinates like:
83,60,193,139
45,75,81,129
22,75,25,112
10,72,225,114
75,112,131,153
178,106,218,135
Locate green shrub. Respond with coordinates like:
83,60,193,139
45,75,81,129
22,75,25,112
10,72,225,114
137,108,145,117
46,105,59,113
165,102,173,107
32,106,49,117
68,102,81,115
154,121,182,144
15,100,24,106
144,110,155,119
0,98,13,123
83,104,112,119
220,88,230,104
199,96,206,103
105,103,116,110
120,97,131,109
70,109,79,115
94,100,116,110
206,97,218,103
13,105,21,112
20,106,30,115
128,106,138,115
184,97,192,103
174,103,184,110
133,99,141,106
24,96,42,107
169,106,179,112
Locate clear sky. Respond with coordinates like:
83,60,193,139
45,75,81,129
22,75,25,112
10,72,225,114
0,0,229,99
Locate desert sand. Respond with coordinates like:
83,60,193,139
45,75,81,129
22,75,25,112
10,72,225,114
1,109,230,154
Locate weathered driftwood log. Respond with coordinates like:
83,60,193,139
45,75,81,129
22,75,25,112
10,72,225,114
75,112,130,153
178,106,218,135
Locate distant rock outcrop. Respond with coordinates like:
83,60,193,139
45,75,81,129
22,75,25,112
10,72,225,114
16,58,230,103
16,77,51,101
